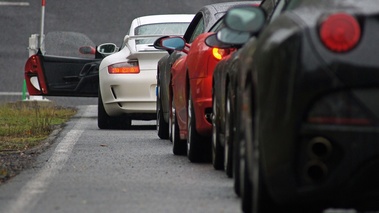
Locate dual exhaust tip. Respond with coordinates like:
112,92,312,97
305,137,332,182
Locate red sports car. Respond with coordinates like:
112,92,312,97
154,17,236,162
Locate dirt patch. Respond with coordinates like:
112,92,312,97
0,125,63,185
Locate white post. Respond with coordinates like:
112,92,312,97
39,0,45,54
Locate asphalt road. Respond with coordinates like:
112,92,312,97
0,105,240,213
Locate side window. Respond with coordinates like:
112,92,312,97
269,0,287,22
188,17,205,43
208,16,225,33
260,0,277,17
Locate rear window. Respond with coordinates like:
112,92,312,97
134,23,189,44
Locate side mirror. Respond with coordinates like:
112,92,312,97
224,6,266,33
153,36,185,51
205,33,227,48
207,28,251,47
97,43,119,56
217,28,252,45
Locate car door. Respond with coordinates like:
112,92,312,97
24,31,102,97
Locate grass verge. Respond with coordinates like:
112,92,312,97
0,101,77,153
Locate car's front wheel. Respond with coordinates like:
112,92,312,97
171,99,186,155
157,93,169,139
187,89,210,163
212,91,224,170
224,84,234,177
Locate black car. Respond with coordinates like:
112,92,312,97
205,0,274,210
217,0,379,212
156,1,257,140
207,1,261,176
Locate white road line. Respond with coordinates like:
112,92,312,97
0,92,24,96
3,106,91,213
0,2,29,6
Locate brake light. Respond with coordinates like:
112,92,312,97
212,48,230,60
319,13,361,52
108,61,140,74
307,92,373,126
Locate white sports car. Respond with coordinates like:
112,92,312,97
97,14,194,129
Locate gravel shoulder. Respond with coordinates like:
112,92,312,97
0,125,63,185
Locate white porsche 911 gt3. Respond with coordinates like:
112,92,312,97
97,14,194,129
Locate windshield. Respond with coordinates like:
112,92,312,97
134,22,189,44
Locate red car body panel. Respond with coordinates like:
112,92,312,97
171,32,235,139
171,55,189,139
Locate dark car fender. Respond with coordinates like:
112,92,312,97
250,12,306,204
157,51,186,123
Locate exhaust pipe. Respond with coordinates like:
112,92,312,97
308,137,332,160
205,112,212,123
304,137,333,182
305,160,328,182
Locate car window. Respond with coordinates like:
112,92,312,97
188,17,205,43
269,0,287,22
208,16,225,33
134,22,190,44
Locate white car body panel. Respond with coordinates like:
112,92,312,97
99,14,194,118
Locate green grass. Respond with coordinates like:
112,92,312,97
0,101,77,153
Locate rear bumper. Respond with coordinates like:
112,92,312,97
295,125,379,207
190,77,212,136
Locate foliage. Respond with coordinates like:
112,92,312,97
0,101,77,153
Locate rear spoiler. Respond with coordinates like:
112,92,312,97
124,34,183,53
123,34,183,44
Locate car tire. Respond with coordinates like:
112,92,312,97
98,90,131,130
187,90,210,163
233,134,241,196
157,94,169,139
243,82,282,213
224,85,234,177
212,91,224,170
172,99,186,155
233,88,242,196
241,149,252,213
168,106,173,142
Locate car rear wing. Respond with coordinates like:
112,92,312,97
124,34,183,52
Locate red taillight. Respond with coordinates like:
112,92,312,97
319,13,361,52
24,54,48,95
307,92,373,126
108,61,140,74
212,48,231,60
25,55,40,74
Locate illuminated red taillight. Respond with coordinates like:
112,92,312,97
212,48,230,60
108,61,140,74
319,13,361,52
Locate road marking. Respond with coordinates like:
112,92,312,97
0,2,29,6
3,106,91,213
0,92,24,96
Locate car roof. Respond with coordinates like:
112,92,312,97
204,1,258,13
132,14,195,26
183,1,257,41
